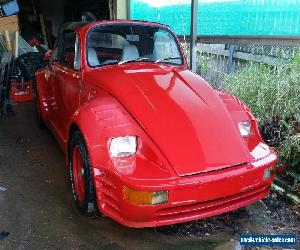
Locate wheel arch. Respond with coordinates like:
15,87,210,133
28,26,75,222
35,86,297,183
66,119,98,169
67,96,145,172
67,124,98,215
67,122,82,163
66,98,112,169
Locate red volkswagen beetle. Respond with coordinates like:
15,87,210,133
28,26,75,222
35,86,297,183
36,20,277,228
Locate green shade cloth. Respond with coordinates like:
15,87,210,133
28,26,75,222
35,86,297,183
130,0,300,36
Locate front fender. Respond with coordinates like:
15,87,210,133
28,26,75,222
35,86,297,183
67,96,138,170
217,90,273,156
67,95,175,180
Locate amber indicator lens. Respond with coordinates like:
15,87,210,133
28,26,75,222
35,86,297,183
123,186,168,205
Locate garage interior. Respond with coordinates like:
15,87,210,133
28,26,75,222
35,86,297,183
19,0,124,48
0,0,299,249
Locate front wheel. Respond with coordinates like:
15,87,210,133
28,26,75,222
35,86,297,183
68,130,97,216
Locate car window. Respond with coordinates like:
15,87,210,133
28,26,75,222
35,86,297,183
89,32,129,49
52,47,59,61
52,32,63,61
87,24,183,67
60,31,77,69
74,36,81,70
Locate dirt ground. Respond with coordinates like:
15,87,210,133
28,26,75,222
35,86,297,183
0,103,299,250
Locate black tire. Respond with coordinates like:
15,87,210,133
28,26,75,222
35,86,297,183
36,94,45,129
68,130,97,216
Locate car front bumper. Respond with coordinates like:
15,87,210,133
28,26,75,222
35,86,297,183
93,150,277,228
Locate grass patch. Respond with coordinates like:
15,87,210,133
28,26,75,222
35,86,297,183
222,58,300,172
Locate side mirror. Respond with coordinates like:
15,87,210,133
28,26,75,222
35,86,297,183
44,50,53,61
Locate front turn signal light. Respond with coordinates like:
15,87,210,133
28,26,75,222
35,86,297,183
263,166,275,180
123,186,168,205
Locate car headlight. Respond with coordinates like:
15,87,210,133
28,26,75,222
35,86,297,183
109,136,137,158
238,121,251,137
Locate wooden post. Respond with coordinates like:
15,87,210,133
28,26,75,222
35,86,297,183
227,45,235,74
4,30,11,50
13,31,19,57
39,14,49,48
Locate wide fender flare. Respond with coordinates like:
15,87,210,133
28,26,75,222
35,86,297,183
217,90,264,149
67,97,136,170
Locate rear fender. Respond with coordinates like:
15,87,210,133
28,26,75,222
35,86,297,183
35,69,50,121
35,68,54,121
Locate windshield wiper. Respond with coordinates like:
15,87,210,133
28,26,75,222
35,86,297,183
118,57,150,65
155,57,182,63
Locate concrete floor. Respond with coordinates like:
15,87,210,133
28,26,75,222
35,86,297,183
0,103,299,250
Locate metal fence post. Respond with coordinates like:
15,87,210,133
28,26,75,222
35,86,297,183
227,45,235,74
190,0,198,73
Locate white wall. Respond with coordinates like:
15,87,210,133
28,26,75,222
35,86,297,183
113,0,128,19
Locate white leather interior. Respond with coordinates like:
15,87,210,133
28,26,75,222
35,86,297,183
153,32,173,61
121,45,139,62
88,48,100,66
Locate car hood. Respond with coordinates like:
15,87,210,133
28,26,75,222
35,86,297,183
85,64,251,176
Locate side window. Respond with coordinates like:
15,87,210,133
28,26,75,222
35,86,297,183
60,31,76,69
74,36,80,70
52,47,59,61
52,33,62,61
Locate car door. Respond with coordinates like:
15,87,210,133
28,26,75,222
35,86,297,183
50,30,82,143
42,47,59,116
56,31,82,141
62,34,82,128
43,38,63,130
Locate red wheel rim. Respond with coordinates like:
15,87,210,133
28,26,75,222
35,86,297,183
72,145,85,202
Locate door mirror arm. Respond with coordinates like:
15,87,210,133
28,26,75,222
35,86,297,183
44,50,53,61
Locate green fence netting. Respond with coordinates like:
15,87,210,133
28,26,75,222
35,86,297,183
130,0,300,36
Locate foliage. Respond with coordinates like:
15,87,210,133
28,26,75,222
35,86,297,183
223,62,300,122
280,134,300,169
222,58,300,172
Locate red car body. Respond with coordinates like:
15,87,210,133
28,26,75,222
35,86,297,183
36,20,277,228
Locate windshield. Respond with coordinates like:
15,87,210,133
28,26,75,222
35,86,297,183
87,24,183,67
